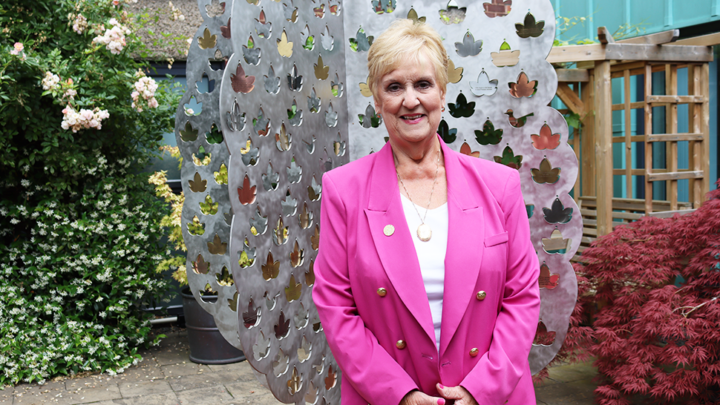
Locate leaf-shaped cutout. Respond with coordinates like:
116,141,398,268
238,244,256,268
526,204,534,218
407,7,426,22
532,158,561,184
277,30,293,57
207,234,227,255
205,124,223,144
249,207,268,235
542,229,571,254
273,217,289,245
308,176,322,201
299,203,313,229
439,1,467,24
287,159,303,183
304,136,316,154
275,123,292,152
359,80,372,97
358,104,382,128
313,3,325,18
455,30,482,57
253,332,271,361
331,74,344,97
437,119,457,144
287,64,303,91
493,146,522,170
290,240,304,268
538,262,559,290
325,365,337,390
314,55,329,81
475,120,503,145
240,138,259,166
287,100,303,126
531,123,561,150
231,63,255,94
308,87,321,113
329,0,341,15
220,17,231,38
227,100,246,132
516,12,545,38
262,163,279,191
305,382,318,405
285,274,302,303
282,190,298,217
469,69,498,97
287,367,303,395
349,27,373,52
294,303,309,330
214,164,228,185
447,59,464,84
188,215,205,236
192,146,211,166
199,194,218,215
215,266,234,286
193,253,209,274
253,107,270,136
283,2,298,22
262,252,280,280
325,103,338,127
320,25,334,51
188,172,207,192
297,336,312,362
491,48,520,67
237,174,257,205
310,225,320,250
533,321,556,346
300,25,314,51
242,299,260,328
242,35,261,65
264,66,281,94
228,291,238,312
483,0,512,17
180,122,199,142
273,349,289,377
509,71,537,98
333,133,346,156
505,109,533,128
500,40,512,51
543,197,573,224
372,0,396,14
448,92,475,118
255,10,272,38
197,28,217,49
460,142,480,158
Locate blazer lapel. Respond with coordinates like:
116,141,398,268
364,142,436,344
438,140,485,358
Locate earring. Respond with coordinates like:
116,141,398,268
441,106,445,112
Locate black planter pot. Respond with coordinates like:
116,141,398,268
180,287,246,364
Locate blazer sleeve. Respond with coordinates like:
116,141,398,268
313,173,419,405
460,170,541,403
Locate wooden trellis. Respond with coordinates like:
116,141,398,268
549,28,715,259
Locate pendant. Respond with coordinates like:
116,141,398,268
417,223,432,242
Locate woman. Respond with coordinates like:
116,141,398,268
313,19,540,405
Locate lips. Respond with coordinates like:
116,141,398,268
400,114,425,122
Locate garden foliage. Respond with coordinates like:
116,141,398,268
0,0,185,384
554,184,720,404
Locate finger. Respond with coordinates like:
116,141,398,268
408,390,447,405
436,384,464,400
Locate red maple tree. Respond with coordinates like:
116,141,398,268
537,182,720,404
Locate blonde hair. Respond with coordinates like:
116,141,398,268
367,19,448,97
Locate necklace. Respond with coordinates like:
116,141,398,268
395,148,441,242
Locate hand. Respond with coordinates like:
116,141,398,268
436,383,478,405
400,389,447,405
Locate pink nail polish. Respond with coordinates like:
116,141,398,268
438,384,444,389
437,399,446,405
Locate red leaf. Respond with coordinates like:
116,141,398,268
231,63,255,94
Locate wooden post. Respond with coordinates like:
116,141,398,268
624,69,633,199
581,73,596,198
644,64,654,214
594,61,613,236
688,65,697,203
572,82,582,203
701,63,711,200
668,65,679,211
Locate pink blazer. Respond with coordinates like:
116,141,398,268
313,137,540,405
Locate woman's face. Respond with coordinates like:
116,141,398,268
374,52,445,150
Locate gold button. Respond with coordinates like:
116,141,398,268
377,288,387,297
470,348,479,357
383,224,395,236
396,340,406,349
476,290,486,301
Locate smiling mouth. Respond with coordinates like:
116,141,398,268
401,114,425,120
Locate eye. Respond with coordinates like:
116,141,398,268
416,80,432,89
386,83,401,92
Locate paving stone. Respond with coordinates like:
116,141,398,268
64,375,116,391
65,384,122,404
118,380,174,398
0,386,14,405
224,380,277,403
113,364,165,383
175,386,234,404
113,393,180,405
167,373,224,392
153,349,190,367
161,362,211,377
205,361,247,373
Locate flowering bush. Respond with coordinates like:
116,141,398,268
0,0,185,385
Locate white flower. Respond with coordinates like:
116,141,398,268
20,179,30,187
41,72,60,91
61,107,109,132
72,14,88,34
130,76,159,112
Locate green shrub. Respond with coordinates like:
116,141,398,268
0,0,185,384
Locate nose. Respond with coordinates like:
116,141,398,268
402,86,420,109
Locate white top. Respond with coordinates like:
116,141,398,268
400,194,448,352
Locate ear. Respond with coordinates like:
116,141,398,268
374,97,381,115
